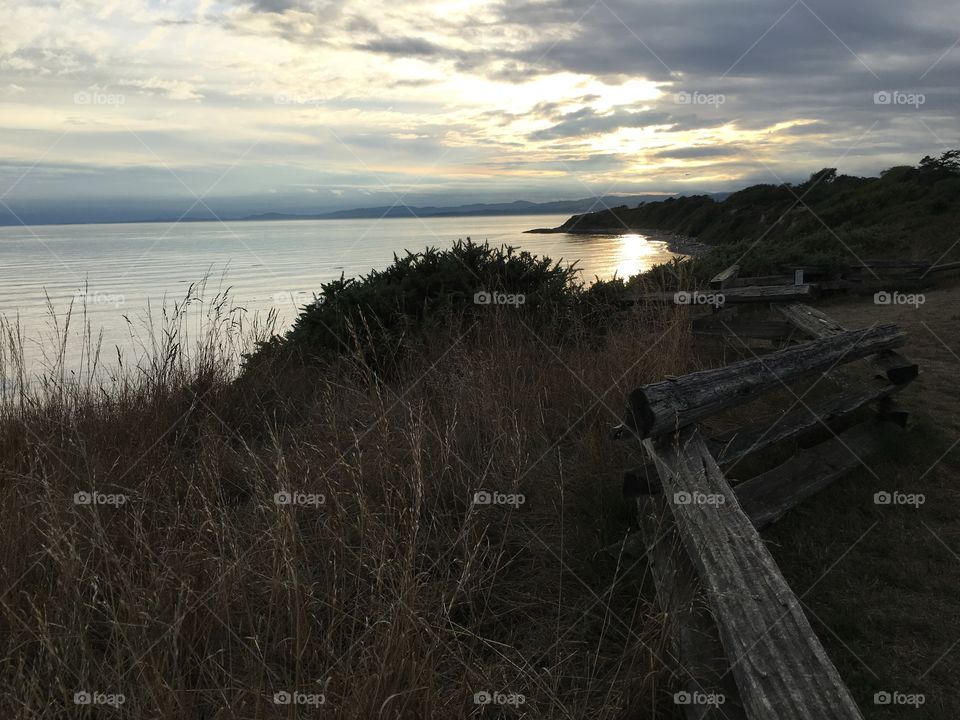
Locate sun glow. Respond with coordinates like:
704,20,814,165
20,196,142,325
611,233,676,279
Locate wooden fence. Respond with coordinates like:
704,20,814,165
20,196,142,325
612,303,918,719
638,257,960,310
707,258,960,296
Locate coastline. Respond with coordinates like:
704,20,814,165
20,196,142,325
525,224,711,257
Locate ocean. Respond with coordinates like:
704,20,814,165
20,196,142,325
0,214,681,377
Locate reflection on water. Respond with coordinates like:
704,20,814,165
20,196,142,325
531,230,678,282
613,233,675,279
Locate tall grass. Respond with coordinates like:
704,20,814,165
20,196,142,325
0,277,698,718
0,277,277,412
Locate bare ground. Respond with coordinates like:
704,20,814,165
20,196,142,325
757,279,960,719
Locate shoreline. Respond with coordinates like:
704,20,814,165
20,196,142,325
525,224,711,257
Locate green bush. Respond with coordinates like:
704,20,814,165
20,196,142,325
256,240,581,364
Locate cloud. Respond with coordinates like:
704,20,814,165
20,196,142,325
653,145,738,159
529,106,726,141
355,36,448,57
124,77,205,102
1,0,958,215
237,0,334,13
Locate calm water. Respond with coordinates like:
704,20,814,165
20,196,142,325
0,215,679,376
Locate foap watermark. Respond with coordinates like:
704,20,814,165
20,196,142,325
74,691,125,708
472,490,525,508
674,290,725,308
874,690,925,708
874,290,925,308
874,490,925,508
273,690,326,706
674,690,725,707
874,90,925,108
673,491,725,507
74,491,128,507
74,290,125,308
473,690,525,707
474,290,525,307
74,90,125,107
274,490,326,507
273,291,322,307
674,90,725,108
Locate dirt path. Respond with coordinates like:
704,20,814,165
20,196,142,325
823,279,960,435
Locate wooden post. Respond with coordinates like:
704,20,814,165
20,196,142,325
637,497,748,719
624,325,906,439
734,420,891,528
645,427,865,719
622,381,902,482
707,382,901,465
710,264,740,290
777,303,918,385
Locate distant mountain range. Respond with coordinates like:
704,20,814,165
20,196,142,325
239,194,729,222
0,193,730,227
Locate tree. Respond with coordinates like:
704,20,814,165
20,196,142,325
918,150,960,174
807,168,837,185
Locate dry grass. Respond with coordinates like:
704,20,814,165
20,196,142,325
0,285,699,719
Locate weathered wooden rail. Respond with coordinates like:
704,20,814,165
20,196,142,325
644,284,816,304
634,256,958,313
613,303,918,719
702,256,960,301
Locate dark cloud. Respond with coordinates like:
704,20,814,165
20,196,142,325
220,0,346,42
238,0,322,13
355,37,448,57
483,152,629,174
344,15,378,34
479,61,543,83
528,105,734,141
475,0,960,160
530,108,673,140
492,0,957,80
388,77,441,88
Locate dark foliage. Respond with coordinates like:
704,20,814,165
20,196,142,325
252,240,585,365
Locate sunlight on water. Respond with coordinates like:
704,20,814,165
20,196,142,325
612,233,674,279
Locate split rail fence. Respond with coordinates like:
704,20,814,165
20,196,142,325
637,257,960,308
611,302,918,719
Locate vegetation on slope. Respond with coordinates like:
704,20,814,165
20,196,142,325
558,150,960,278
0,275,694,719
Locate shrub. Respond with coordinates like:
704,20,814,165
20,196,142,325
257,240,581,365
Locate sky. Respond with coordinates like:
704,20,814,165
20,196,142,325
0,0,957,223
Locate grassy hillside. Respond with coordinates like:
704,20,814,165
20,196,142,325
3,239,959,717
0,255,696,719
558,151,960,278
